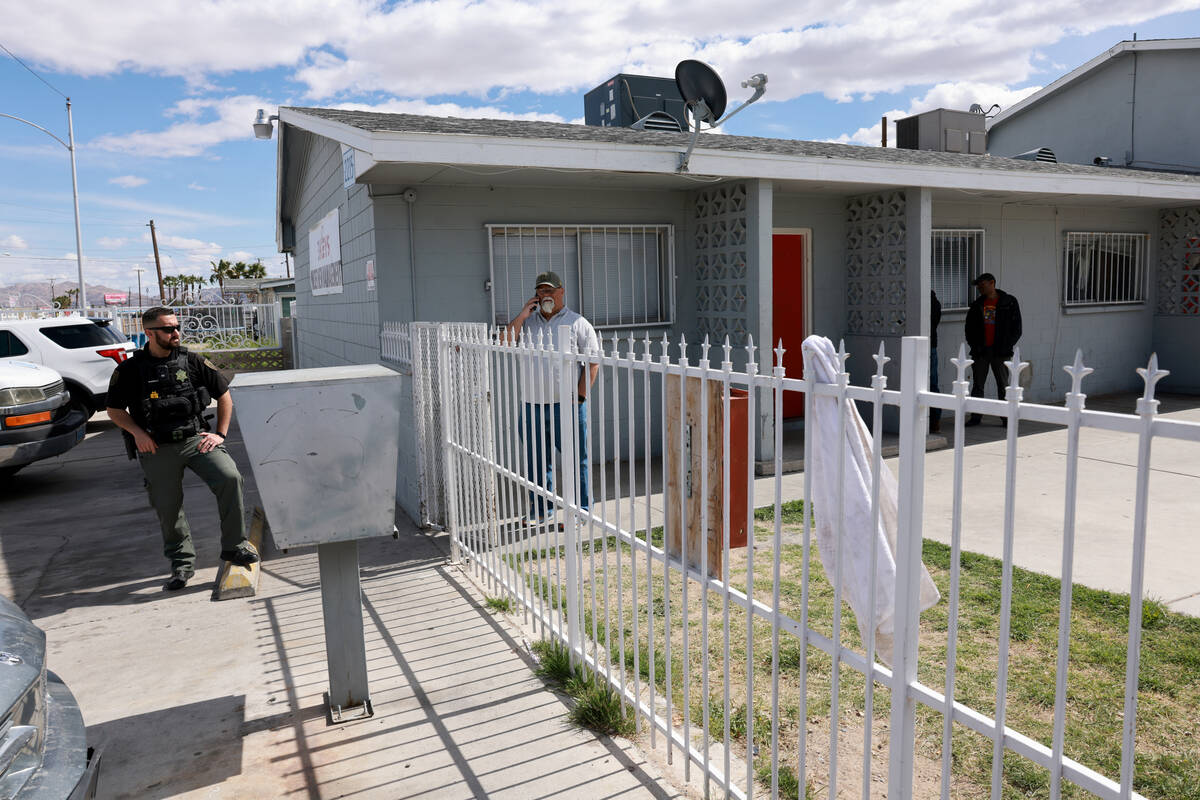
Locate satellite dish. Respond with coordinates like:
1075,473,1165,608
673,60,768,172
675,60,728,125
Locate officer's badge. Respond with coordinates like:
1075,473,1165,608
175,369,187,382
149,391,159,399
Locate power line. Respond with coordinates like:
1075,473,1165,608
0,40,67,99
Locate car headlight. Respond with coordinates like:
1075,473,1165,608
0,388,45,408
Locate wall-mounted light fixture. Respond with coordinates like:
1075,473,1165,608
253,109,279,140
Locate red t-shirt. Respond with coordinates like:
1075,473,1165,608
983,297,999,347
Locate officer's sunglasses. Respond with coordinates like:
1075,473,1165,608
147,325,181,333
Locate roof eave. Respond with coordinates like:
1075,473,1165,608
279,109,1200,204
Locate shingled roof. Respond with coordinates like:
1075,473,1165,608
284,106,1200,185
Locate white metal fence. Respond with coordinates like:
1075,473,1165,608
1,304,282,351
427,321,1197,800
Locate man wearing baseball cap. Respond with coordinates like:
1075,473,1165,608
963,272,1022,425
506,270,600,525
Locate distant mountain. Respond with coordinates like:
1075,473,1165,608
0,280,158,308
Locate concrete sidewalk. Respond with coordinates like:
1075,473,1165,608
0,414,686,799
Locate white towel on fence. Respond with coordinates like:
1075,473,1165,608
801,335,940,666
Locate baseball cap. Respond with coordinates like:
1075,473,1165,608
974,272,996,285
535,271,563,289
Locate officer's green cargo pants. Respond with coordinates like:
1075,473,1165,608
139,434,247,571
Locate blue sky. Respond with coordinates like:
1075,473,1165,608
2,1,1199,302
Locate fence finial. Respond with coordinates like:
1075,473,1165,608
1136,352,1169,415
1063,349,1094,402
678,333,688,362
722,335,733,367
951,341,973,390
745,334,757,371
535,327,545,350
835,338,850,375
1005,346,1029,393
660,332,670,359
700,334,711,364
774,338,786,368
872,341,890,388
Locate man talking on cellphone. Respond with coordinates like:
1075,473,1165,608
506,271,600,528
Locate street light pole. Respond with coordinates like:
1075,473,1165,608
66,99,86,311
0,100,88,312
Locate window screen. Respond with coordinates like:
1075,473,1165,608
930,229,984,311
489,224,673,328
1063,232,1149,306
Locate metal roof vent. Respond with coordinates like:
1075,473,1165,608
631,111,683,132
1013,147,1057,163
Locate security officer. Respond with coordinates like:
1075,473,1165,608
107,307,259,591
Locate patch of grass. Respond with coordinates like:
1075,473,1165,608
529,639,634,737
484,595,514,613
569,678,636,737
506,502,1200,799
531,638,579,686
753,499,812,526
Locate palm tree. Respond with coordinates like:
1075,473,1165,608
209,259,234,295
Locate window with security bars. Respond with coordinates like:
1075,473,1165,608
1063,232,1150,306
488,224,674,328
931,229,984,310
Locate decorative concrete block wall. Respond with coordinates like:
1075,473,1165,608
693,183,750,346
845,191,908,336
1157,207,1200,315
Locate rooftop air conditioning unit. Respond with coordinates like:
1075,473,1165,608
585,74,689,132
896,108,987,154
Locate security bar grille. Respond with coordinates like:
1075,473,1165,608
1063,232,1150,306
931,229,984,310
487,224,675,329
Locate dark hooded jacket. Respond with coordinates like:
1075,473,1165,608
965,289,1021,357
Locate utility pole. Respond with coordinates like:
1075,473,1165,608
284,252,291,278
148,219,165,301
132,265,145,309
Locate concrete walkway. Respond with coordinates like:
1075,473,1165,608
0,414,684,799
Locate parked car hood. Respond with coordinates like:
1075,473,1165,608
0,362,62,392
0,594,46,711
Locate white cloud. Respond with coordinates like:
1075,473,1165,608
96,236,129,249
230,251,256,262
1,235,29,250
10,1,1196,108
187,182,211,191
91,94,272,158
330,98,567,123
109,175,148,188
829,82,1044,146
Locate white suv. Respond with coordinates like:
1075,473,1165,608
0,317,136,418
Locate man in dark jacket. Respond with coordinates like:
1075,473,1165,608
963,272,1022,426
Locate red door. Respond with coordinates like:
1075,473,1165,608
772,233,806,418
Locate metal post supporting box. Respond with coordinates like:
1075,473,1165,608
665,376,748,578
230,364,402,721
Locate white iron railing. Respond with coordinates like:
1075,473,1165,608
1,303,282,351
429,321,1196,800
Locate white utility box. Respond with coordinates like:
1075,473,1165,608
230,365,402,549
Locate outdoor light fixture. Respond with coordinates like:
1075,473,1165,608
253,108,278,140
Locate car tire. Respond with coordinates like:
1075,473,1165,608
69,394,93,422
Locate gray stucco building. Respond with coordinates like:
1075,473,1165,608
265,106,1200,523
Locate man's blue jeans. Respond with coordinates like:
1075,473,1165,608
524,401,589,519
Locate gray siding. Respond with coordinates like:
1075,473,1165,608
289,133,379,369
931,201,1157,401
989,49,1200,173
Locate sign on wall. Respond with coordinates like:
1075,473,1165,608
342,145,356,191
366,259,376,292
309,208,343,296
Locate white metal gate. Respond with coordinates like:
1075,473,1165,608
435,323,1198,800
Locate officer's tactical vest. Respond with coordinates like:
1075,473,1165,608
135,347,211,443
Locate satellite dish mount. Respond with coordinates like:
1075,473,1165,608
675,60,767,172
